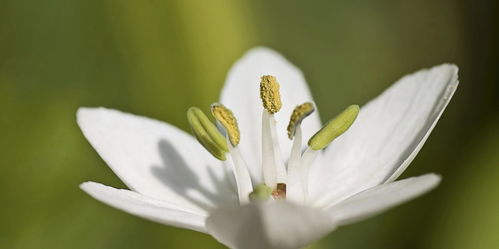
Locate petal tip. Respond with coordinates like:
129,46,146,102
77,106,109,117
431,63,460,86
438,63,459,72
79,181,100,193
76,107,126,134
240,47,301,72
244,46,280,58
436,63,459,79
425,173,442,186
76,107,106,124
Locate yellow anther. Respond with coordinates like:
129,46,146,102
308,105,360,150
260,75,282,114
211,103,240,146
287,102,315,139
187,107,228,161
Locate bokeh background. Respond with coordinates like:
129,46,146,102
0,0,497,248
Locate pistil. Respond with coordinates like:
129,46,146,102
249,184,273,202
272,183,287,200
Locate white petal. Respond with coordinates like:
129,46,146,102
327,174,440,226
206,202,336,249
309,64,458,206
77,107,237,213
81,182,208,233
220,47,322,182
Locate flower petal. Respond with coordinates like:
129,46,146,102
220,47,322,182
309,64,458,206
327,174,440,226
81,182,207,232
206,201,335,249
77,107,237,213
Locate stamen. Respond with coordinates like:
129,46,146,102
260,75,282,114
269,115,286,183
260,76,286,188
209,103,253,204
308,105,359,150
286,126,306,204
286,103,316,203
287,102,315,139
261,111,287,187
297,147,319,203
261,111,277,187
227,141,253,204
211,103,240,147
249,184,272,202
187,107,228,160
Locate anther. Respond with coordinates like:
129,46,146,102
187,107,228,160
211,103,240,146
260,75,282,114
287,102,315,139
308,105,360,150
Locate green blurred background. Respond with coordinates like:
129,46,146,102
0,0,497,248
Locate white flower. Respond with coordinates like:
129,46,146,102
78,47,458,249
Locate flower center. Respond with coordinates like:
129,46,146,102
187,75,359,205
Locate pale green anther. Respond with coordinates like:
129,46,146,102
187,107,228,160
249,184,273,202
308,105,360,150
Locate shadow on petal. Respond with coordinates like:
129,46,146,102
151,139,237,211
